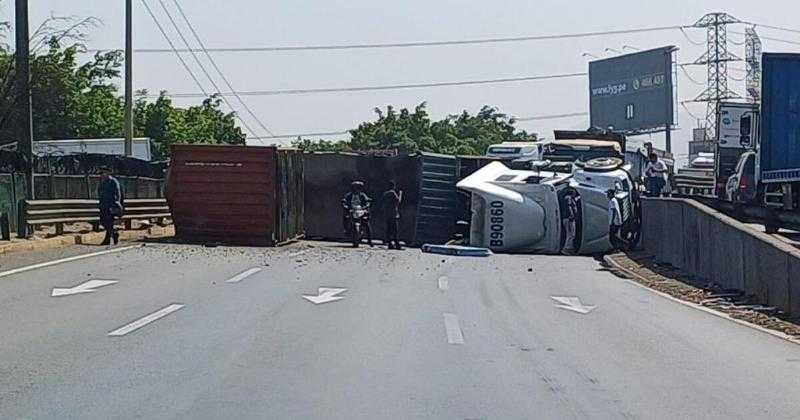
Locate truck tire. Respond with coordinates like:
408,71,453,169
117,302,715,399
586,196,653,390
583,157,624,172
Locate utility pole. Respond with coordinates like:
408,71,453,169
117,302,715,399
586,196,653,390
15,0,34,200
691,12,742,140
124,0,133,156
745,26,763,104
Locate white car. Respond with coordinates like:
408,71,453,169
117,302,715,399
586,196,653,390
485,142,544,161
456,158,640,255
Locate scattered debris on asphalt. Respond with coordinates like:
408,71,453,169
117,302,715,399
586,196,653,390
421,244,491,257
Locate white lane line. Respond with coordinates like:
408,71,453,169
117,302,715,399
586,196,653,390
438,276,449,291
225,267,263,284
108,304,185,337
443,313,465,345
0,245,141,279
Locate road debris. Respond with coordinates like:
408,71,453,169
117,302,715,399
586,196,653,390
421,244,491,257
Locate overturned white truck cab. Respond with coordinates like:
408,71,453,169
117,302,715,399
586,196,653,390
457,159,639,255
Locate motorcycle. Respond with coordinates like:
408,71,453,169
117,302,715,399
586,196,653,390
348,204,370,247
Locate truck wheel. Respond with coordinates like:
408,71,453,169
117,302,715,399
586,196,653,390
765,224,779,234
583,157,624,172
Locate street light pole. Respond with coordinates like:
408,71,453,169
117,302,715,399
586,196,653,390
124,0,133,157
15,0,34,199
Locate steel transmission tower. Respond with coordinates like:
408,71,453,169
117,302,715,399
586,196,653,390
691,12,742,139
745,26,763,103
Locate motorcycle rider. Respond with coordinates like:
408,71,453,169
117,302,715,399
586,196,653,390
341,181,373,246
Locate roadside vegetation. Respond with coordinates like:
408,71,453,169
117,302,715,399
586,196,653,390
0,15,245,160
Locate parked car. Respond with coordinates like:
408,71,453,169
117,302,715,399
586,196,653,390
725,150,758,203
485,142,544,161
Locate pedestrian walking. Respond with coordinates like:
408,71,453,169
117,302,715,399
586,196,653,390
382,180,403,250
97,166,124,245
644,153,668,197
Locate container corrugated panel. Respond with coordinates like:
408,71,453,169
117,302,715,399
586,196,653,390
761,53,800,182
303,153,421,242
275,149,305,244
412,153,460,245
168,145,281,245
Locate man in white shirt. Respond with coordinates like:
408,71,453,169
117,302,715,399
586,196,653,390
644,153,668,197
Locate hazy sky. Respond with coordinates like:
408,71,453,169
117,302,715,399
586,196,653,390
3,0,800,162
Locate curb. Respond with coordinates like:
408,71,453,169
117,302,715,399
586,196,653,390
603,253,800,347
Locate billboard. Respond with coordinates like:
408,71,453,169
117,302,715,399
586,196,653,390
716,102,758,149
589,46,676,133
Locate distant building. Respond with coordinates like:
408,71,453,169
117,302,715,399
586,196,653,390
33,138,152,161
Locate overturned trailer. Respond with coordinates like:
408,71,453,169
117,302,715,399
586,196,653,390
457,158,640,255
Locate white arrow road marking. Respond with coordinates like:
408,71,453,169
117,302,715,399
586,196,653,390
551,296,597,314
443,313,465,344
225,267,263,284
302,287,347,304
438,276,449,291
108,304,185,337
0,245,141,279
51,279,118,297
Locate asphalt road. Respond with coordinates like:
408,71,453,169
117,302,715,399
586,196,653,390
1,242,800,419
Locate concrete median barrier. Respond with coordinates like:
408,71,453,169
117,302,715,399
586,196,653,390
641,198,800,315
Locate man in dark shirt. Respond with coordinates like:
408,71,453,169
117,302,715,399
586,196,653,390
382,180,403,250
97,166,123,245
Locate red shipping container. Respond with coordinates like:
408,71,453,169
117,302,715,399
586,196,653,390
167,145,304,246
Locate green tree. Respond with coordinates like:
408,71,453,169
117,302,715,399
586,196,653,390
291,137,351,152
135,93,245,160
295,103,534,156
0,19,245,158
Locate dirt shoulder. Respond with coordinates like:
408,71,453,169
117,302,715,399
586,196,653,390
0,225,174,257
606,251,800,340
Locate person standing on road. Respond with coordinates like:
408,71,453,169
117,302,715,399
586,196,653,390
644,153,668,197
382,180,403,250
97,166,124,245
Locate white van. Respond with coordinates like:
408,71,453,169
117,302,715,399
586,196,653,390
485,142,543,161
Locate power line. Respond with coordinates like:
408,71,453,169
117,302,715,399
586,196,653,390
171,0,275,137
248,130,351,140
147,72,588,98
514,112,588,122
749,22,800,36
731,30,800,47
139,0,208,96
153,0,258,138
679,27,706,46
87,25,687,54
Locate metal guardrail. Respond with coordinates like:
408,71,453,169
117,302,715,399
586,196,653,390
17,198,171,238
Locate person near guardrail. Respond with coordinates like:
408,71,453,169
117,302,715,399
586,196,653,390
98,166,124,245
381,180,403,250
644,153,668,197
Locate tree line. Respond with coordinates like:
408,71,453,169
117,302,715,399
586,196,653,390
292,103,536,156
